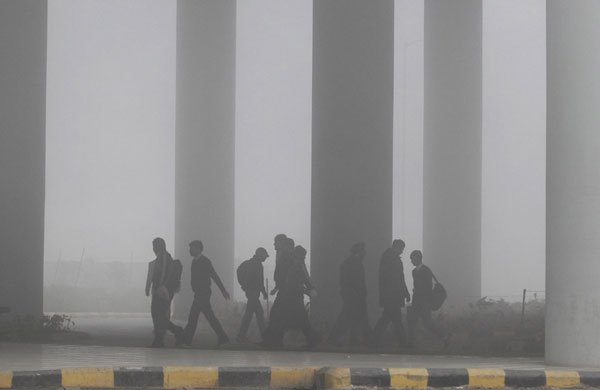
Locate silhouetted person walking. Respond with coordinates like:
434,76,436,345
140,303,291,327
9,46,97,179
146,237,182,347
236,247,269,343
261,235,294,348
407,250,443,341
179,240,230,347
328,242,372,346
373,239,410,347
280,245,320,348
271,235,294,295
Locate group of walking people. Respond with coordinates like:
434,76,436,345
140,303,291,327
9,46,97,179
145,235,444,349
328,239,444,348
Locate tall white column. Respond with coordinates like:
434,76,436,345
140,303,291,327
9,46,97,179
311,0,394,321
175,0,236,314
423,1,482,305
0,1,47,315
546,0,600,367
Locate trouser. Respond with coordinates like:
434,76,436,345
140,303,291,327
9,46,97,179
262,292,285,346
373,304,406,345
151,295,180,344
183,292,228,343
329,300,372,343
407,303,442,339
238,292,266,337
284,294,318,345
263,292,317,347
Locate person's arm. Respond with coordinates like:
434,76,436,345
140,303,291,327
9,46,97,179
378,258,385,306
301,262,314,291
190,260,198,294
357,264,367,299
145,262,154,296
260,265,267,299
400,260,410,302
210,262,230,300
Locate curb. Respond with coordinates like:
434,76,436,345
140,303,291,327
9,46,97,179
317,367,600,389
0,366,317,389
0,367,599,389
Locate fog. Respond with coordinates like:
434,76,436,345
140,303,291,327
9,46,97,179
43,0,545,306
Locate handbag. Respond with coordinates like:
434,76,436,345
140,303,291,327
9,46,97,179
430,272,447,311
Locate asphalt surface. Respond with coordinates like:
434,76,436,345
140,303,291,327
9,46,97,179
0,341,552,371
0,313,572,372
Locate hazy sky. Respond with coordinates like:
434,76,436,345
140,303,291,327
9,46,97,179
44,0,545,300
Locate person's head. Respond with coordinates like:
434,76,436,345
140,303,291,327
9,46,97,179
391,239,405,256
285,237,295,252
254,247,269,262
410,250,423,267
189,240,204,257
350,242,366,260
293,245,307,263
152,237,166,256
274,234,287,252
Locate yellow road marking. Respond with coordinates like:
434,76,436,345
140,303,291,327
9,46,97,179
322,368,351,389
545,370,580,388
389,368,429,389
0,372,11,389
467,369,505,388
163,366,219,388
271,367,317,388
61,367,114,388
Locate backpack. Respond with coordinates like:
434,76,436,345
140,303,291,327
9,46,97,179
237,259,252,289
166,259,183,294
430,271,447,311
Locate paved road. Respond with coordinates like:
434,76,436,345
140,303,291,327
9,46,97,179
0,342,553,371
1,313,572,372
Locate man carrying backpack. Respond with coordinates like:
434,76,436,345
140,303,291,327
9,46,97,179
407,250,445,344
235,247,269,343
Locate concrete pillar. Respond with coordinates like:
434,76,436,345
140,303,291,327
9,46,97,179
546,0,600,367
175,0,236,315
423,1,482,305
0,1,47,316
311,0,394,321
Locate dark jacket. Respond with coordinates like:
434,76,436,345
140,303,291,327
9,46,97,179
273,250,294,290
378,248,410,307
240,257,266,296
340,255,367,302
190,255,226,297
412,264,434,309
145,252,173,296
283,260,313,299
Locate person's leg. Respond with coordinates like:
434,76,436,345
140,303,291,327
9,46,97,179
151,296,167,347
237,298,253,341
202,299,229,343
372,307,391,345
166,298,183,339
328,302,351,344
389,305,406,346
254,296,266,336
406,305,420,345
183,296,202,345
297,302,319,347
262,293,285,347
357,303,373,344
